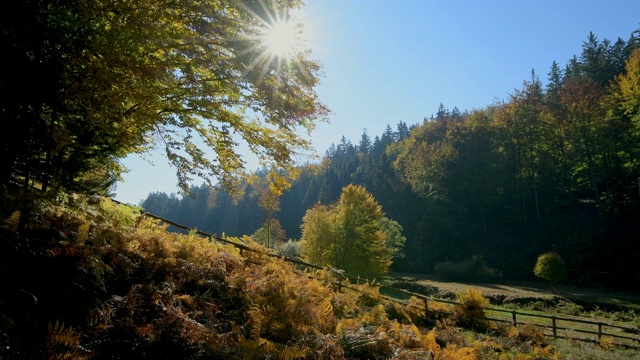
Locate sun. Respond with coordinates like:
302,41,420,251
261,16,304,58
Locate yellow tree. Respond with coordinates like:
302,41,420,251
258,188,282,248
300,185,403,279
299,204,337,267
611,49,640,134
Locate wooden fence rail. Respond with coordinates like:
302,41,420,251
115,199,640,348
486,308,640,343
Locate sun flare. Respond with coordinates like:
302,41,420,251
261,17,304,58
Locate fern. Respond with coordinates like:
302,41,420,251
599,336,616,350
423,331,441,353
453,287,492,330
0,193,577,359
75,220,91,243
247,305,263,340
46,320,91,360
438,344,478,360
280,344,306,360
2,210,20,231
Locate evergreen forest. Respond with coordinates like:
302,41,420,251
141,30,640,290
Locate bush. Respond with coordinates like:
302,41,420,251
278,239,301,259
555,300,583,316
533,252,567,290
434,255,498,282
452,288,492,330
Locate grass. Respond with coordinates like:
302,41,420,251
551,337,640,360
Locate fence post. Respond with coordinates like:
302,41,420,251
552,316,557,338
424,297,429,319
598,322,603,340
512,310,517,326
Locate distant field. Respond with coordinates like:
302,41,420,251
387,272,640,311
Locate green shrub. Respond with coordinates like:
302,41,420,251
434,255,498,283
278,239,301,259
555,300,583,316
533,252,567,290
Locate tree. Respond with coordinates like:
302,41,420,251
377,217,406,260
258,188,282,248
358,129,372,154
299,184,404,278
252,218,287,248
299,204,337,267
560,77,608,215
1,0,327,196
612,49,640,135
498,71,546,225
533,252,567,292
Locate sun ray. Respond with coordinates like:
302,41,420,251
235,1,321,87
262,16,303,58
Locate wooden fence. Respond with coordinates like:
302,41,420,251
118,200,640,349
486,308,640,346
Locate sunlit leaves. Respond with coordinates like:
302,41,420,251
612,49,640,131
1,0,327,196
299,204,337,267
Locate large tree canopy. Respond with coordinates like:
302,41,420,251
1,0,327,195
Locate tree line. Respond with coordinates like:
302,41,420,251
141,29,640,289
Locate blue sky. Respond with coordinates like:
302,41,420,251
114,0,640,205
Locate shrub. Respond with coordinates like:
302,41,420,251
534,252,567,290
278,239,301,259
452,287,492,330
506,323,547,346
555,300,583,316
434,255,498,282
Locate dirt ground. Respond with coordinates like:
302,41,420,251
390,273,640,310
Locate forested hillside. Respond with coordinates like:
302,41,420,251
141,30,640,289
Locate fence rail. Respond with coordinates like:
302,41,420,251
115,199,640,348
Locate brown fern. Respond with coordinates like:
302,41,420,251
2,210,20,231
46,320,91,360
75,221,91,243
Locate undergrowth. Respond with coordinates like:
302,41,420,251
0,193,618,359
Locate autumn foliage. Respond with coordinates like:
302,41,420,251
0,195,568,359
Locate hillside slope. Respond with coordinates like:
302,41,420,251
0,195,570,359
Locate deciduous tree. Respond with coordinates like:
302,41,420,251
299,204,337,267
612,49,640,134
1,0,327,196
534,252,567,292
258,187,282,248
299,184,403,278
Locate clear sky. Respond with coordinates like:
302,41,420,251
113,0,640,205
